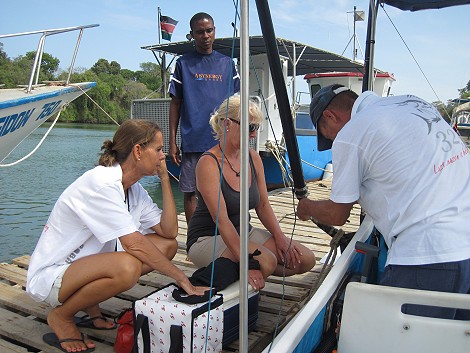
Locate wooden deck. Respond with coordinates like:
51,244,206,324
0,180,361,353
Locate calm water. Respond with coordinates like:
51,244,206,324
0,123,184,263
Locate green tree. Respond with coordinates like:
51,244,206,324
434,80,470,123
108,61,121,75
0,44,14,86
8,55,33,86
435,102,453,123
25,51,60,79
1,51,61,86
458,80,470,99
135,61,162,92
121,68,137,81
118,81,153,108
0,42,7,62
1,46,169,124
91,58,111,75
91,59,122,76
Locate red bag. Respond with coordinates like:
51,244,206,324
114,309,134,353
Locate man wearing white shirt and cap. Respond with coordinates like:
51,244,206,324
296,84,470,319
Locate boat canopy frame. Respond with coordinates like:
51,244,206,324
380,0,470,11
362,0,470,92
0,24,99,93
142,36,370,78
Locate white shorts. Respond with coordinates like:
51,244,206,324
44,264,70,308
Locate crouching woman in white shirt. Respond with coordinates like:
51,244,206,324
26,119,208,353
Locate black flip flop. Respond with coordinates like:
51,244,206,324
43,332,95,352
74,315,117,330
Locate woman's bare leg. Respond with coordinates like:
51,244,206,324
262,237,316,276
139,235,178,274
47,252,141,351
220,241,278,278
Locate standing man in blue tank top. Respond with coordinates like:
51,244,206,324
169,12,240,224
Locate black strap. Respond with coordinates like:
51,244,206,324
249,249,262,270
203,151,256,177
191,295,224,318
133,313,150,353
172,288,215,304
169,325,183,353
202,151,222,171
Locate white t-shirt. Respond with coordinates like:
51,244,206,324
26,164,162,301
331,91,470,266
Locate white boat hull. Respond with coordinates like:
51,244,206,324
0,82,96,162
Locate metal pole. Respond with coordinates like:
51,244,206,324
162,55,167,98
158,6,167,98
239,1,249,351
0,24,99,92
362,0,379,92
0,24,99,39
353,6,357,61
292,43,296,105
66,28,84,85
34,36,45,87
254,0,307,199
254,0,342,239
157,7,161,44
28,35,45,93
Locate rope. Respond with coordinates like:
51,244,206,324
276,144,334,174
1,83,120,167
267,187,298,353
69,83,120,126
166,168,179,183
308,228,345,300
71,84,185,184
381,5,451,121
142,85,163,99
301,159,333,173
0,108,64,167
264,140,293,187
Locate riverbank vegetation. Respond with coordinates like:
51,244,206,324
0,44,469,124
0,45,166,124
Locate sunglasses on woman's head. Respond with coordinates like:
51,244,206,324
227,118,260,133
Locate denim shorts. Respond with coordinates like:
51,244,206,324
381,258,470,319
179,152,203,193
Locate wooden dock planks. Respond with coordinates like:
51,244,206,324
0,180,360,352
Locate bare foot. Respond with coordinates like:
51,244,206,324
47,308,96,351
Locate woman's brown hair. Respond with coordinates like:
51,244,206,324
99,119,161,166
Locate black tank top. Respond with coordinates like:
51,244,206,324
186,151,260,251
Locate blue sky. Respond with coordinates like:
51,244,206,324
2,0,469,104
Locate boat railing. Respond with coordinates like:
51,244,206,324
0,24,99,93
